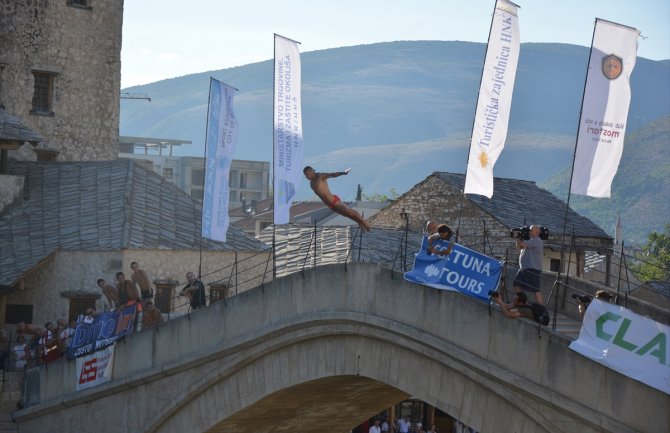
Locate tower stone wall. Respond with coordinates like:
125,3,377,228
0,0,123,161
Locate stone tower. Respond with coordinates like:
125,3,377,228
0,0,123,161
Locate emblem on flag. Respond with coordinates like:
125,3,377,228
602,54,623,80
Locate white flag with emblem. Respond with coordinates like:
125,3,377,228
464,0,520,198
570,19,640,198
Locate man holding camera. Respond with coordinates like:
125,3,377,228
492,291,534,320
513,224,544,304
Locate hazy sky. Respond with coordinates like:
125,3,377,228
121,0,670,88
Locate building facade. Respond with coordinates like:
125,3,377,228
119,137,270,207
0,0,123,161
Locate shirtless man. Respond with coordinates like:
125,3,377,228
303,166,371,232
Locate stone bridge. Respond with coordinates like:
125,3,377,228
15,263,667,433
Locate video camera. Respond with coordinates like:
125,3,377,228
509,225,549,240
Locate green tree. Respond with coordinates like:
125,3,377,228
363,188,399,203
356,184,363,201
633,224,670,282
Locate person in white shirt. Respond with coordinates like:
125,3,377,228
369,418,381,433
396,415,411,433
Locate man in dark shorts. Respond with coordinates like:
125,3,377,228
303,166,371,232
513,225,544,304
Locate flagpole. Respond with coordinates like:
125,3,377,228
272,35,277,279
553,19,598,296
456,0,500,240
198,77,215,281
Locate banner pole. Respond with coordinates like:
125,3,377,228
456,0,505,237
554,19,598,288
273,35,277,279
199,77,214,280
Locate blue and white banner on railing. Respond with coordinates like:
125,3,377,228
75,345,114,391
67,303,137,359
404,237,502,302
202,78,238,242
570,299,669,394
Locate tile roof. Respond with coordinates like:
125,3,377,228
0,160,267,286
434,172,611,239
0,108,42,144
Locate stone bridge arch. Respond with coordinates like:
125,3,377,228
17,263,667,433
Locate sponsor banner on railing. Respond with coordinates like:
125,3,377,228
75,345,114,391
67,303,137,359
570,300,669,394
404,237,502,302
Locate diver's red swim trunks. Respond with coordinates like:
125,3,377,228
328,195,341,209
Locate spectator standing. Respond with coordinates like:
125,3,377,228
369,419,381,433
11,334,31,370
513,225,544,304
381,416,390,433
181,272,207,309
56,318,74,356
131,261,154,302
97,278,119,310
141,301,163,330
116,272,140,307
38,322,59,364
397,415,411,433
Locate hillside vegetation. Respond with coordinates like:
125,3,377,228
120,41,670,245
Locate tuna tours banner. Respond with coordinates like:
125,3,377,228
464,0,520,198
202,79,239,242
570,19,640,198
273,34,304,224
404,237,503,302
67,303,137,359
569,299,669,394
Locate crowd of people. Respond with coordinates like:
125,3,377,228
4,261,209,371
353,413,468,433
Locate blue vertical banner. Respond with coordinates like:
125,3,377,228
273,34,303,224
202,79,238,242
404,237,503,302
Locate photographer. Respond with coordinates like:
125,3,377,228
181,271,207,309
491,291,534,320
512,225,544,304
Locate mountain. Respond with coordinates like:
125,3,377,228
540,116,670,246
120,41,670,243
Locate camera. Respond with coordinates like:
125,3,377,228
509,226,549,240
571,293,592,303
488,290,499,298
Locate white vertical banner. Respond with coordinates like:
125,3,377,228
273,34,303,224
75,346,115,391
570,19,640,198
202,79,238,242
569,300,669,395
464,0,520,199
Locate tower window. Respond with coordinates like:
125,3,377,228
30,71,56,115
67,0,90,8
